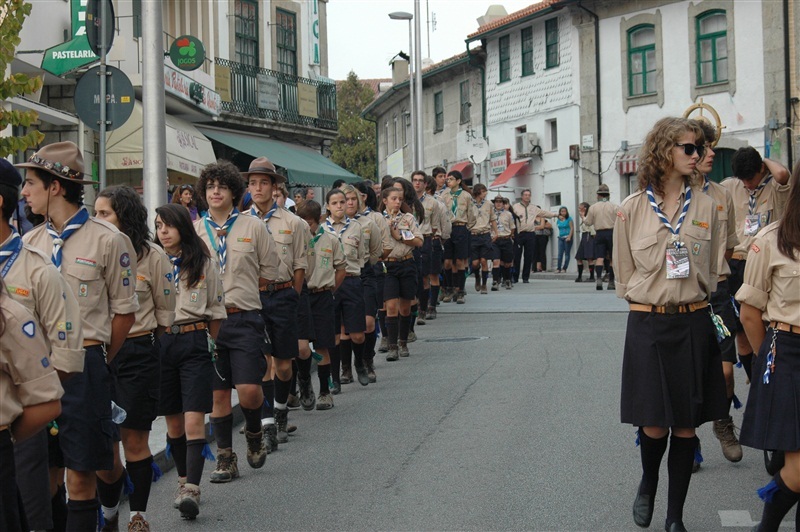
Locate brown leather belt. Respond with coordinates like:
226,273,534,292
345,273,360,277
127,330,153,339
260,280,293,293
452,222,467,226
83,339,103,347
385,254,414,262
167,321,208,335
226,307,244,315
423,234,433,238
770,321,800,334
431,235,442,240
496,235,513,240
718,275,728,282
731,252,747,261
629,301,709,315
310,287,332,294
471,230,490,236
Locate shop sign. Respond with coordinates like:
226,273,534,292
490,149,511,175
215,65,232,102
169,35,206,72
41,0,99,76
257,74,280,111
164,65,221,116
297,83,318,118
308,0,320,66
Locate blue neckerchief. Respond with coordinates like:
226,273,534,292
204,209,239,274
645,185,692,249
748,176,772,215
325,216,350,238
0,230,23,278
46,207,89,271
250,202,278,222
168,254,181,289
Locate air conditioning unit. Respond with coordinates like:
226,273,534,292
526,132,540,150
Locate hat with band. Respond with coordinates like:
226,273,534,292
15,141,94,185
240,157,287,184
596,183,610,195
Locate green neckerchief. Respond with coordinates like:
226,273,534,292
309,226,325,249
451,189,463,216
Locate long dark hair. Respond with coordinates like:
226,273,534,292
777,161,800,260
171,184,197,208
154,204,209,289
97,185,151,261
392,177,424,223
354,181,378,211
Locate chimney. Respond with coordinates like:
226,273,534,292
392,59,410,85
477,5,509,27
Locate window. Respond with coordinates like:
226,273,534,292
459,81,470,124
521,27,534,76
383,120,389,155
696,11,727,85
628,25,656,96
499,35,510,82
546,193,561,211
546,119,558,151
545,18,559,68
392,114,398,152
706,147,735,183
515,125,527,157
276,8,297,76
401,109,408,146
434,91,444,133
234,0,259,67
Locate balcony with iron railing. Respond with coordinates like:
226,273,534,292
215,58,337,131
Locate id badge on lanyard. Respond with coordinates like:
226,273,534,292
666,244,690,279
744,214,760,236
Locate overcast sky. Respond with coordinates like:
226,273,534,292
327,0,538,81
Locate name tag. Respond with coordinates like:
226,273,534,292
666,247,690,279
744,214,760,236
401,229,415,241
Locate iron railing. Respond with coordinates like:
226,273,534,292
215,58,337,131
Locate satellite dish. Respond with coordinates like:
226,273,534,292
467,137,489,164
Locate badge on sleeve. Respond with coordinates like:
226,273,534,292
22,321,36,337
120,253,131,267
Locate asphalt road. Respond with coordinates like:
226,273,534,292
128,279,784,531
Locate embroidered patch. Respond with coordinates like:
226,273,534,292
136,275,146,281
79,283,88,297
13,287,29,297
691,220,709,229
166,272,172,281
123,278,130,286
164,289,171,295
321,248,333,253
237,237,252,243
120,253,131,267
190,292,198,302
279,230,292,235
281,245,288,254
22,321,35,337
75,257,97,267
58,331,66,341
121,269,132,278
717,205,724,211
56,321,73,332
691,242,701,255
616,210,626,221
41,357,49,368
750,244,761,253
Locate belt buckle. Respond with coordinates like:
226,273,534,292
267,283,276,292
170,324,181,334
664,303,679,315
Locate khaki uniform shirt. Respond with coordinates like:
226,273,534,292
195,213,280,311
248,205,308,282
721,174,791,256
24,213,140,344
512,203,557,232
700,179,738,278
306,228,347,290
382,213,423,259
0,294,64,427
429,196,451,240
1,234,84,373
354,214,382,266
494,209,515,238
441,189,477,226
172,255,227,325
585,200,618,230
471,200,494,234
613,189,719,306
735,223,800,326
129,243,176,336
579,219,596,237
323,217,365,276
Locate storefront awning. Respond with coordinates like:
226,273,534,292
489,161,529,189
449,161,474,180
199,128,360,187
617,152,638,175
105,101,216,178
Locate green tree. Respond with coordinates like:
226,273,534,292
331,71,376,180
0,0,44,157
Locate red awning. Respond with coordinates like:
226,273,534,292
488,161,529,189
450,161,474,179
617,153,638,175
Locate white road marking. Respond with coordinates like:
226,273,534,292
719,510,796,528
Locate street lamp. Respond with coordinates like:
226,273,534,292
389,11,418,172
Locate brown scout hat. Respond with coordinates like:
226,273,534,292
15,141,94,185
240,157,287,184
596,183,610,195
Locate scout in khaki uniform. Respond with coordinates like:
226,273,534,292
585,183,618,290
0,160,82,531
244,157,308,444
296,200,346,409
380,187,423,360
323,189,371,387
94,185,176,531
491,196,515,290
440,170,476,304
423,175,450,318
511,190,557,283
575,202,596,283
19,141,139,531
613,117,727,532
154,204,225,519
721,147,790,382
736,163,800,531
469,184,497,294
194,161,280,484
0,288,63,532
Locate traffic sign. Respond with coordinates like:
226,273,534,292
86,0,116,56
74,66,135,132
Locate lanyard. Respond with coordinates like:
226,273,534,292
0,231,23,278
748,176,772,215
646,185,692,248
325,216,350,238
46,207,89,271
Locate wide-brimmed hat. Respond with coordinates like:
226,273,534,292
15,141,94,185
596,183,610,195
0,159,22,188
241,157,287,184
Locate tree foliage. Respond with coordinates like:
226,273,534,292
331,71,376,180
0,0,44,157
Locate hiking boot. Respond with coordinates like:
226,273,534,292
298,377,315,410
713,416,743,462
575,276,583,283
386,345,399,361
128,513,150,532
505,280,512,290
365,359,377,383
245,430,267,469
398,341,410,358
607,280,616,290
441,289,453,303
438,288,445,302
456,290,466,304
596,277,603,291
209,449,239,483
481,284,488,294
274,409,289,444
263,424,278,453
378,336,389,352
316,392,334,410
354,364,370,386
286,394,301,408
474,276,481,292
491,281,499,291
331,380,341,394
602,272,609,282
417,315,426,325
340,367,353,384
177,483,200,519
426,307,437,320
173,477,186,508
407,330,417,343
101,513,119,532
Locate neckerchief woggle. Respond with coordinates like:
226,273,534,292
0,230,23,278
309,226,325,249
46,207,90,271
204,209,239,274
646,185,692,249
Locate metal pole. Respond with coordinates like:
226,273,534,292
413,0,423,171
408,20,416,173
98,0,108,189
142,0,166,230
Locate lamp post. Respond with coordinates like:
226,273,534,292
389,11,417,172
413,0,423,173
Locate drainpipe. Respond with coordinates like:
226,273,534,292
465,43,487,140
783,0,794,169
364,115,379,180
577,2,601,182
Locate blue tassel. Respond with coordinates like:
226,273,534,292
151,461,163,483
98,508,105,529
694,447,704,465
634,430,640,447
201,443,216,462
757,479,779,502
165,442,172,459
732,394,742,409
735,360,743,368
263,396,272,408
123,471,135,495
208,423,213,436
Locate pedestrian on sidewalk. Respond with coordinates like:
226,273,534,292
556,207,574,273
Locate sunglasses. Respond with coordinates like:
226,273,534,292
180,184,194,191
675,143,705,158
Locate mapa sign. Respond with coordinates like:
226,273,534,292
41,0,99,76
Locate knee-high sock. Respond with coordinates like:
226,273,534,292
443,269,453,290
588,264,595,279
352,340,366,367
666,435,698,526
185,439,206,486
339,338,352,370
167,434,187,477
297,356,312,381
274,376,291,406
739,352,754,382
757,473,800,531
594,264,604,281
378,310,387,337
409,304,418,332
481,270,488,286
364,331,377,360
240,406,262,434
639,428,668,497
492,267,501,283
126,456,153,513
210,414,233,450
317,363,331,393
330,343,341,382
429,285,440,307
607,265,615,281
289,359,298,395
398,315,411,343
51,483,68,532
97,469,124,516
458,269,467,290
260,380,274,419
66,498,99,532
577,263,584,277
386,316,399,346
